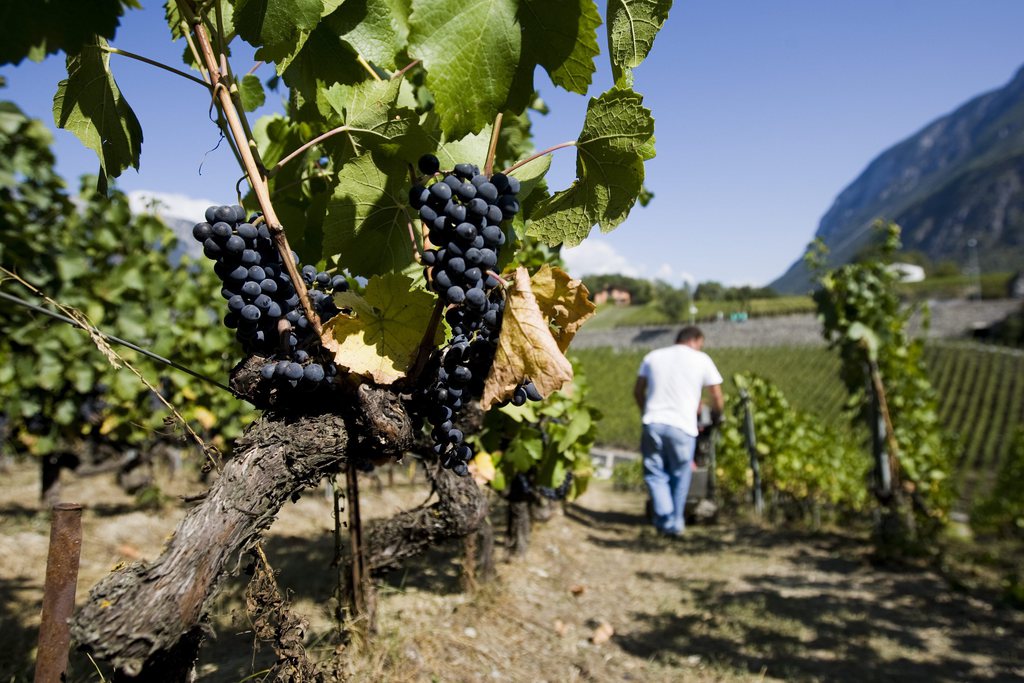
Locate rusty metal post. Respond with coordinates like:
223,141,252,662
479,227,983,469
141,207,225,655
35,502,83,683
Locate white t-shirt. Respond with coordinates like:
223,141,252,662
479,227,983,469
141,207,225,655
637,344,723,436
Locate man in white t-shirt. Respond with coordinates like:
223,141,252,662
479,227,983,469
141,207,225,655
633,326,724,537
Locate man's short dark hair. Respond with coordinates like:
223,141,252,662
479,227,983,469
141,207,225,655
676,326,704,344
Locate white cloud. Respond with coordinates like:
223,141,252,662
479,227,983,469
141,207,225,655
561,239,700,289
653,263,696,288
128,190,220,222
561,239,639,278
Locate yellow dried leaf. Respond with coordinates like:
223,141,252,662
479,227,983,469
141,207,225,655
99,414,119,435
321,274,442,385
469,449,495,485
192,407,216,431
529,265,596,352
481,267,574,409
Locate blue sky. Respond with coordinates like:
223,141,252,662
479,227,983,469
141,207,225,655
3,1,1023,287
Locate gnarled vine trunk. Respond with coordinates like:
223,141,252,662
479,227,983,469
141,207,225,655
69,379,493,680
70,411,356,679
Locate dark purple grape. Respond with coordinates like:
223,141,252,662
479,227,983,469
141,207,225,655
237,223,257,240
467,198,487,216
303,363,326,383
418,154,440,175
409,185,429,207
430,182,452,202
192,222,212,242
241,304,261,321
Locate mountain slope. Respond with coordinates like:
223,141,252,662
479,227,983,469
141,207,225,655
772,66,1024,293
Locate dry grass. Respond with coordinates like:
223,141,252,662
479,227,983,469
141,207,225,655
2,460,1022,682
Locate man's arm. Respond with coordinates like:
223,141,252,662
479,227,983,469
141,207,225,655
633,376,647,411
708,384,724,423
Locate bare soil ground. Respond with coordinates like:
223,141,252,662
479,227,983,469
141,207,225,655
2,461,1022,682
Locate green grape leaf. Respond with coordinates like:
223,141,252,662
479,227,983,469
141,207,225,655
408,0,520,138
482,267,574,409
166,1,234,40
0,0,137,66
518,0,601,94
506,153,551,202
238,74,266,111
556,407,593,453
607,0,673,83
323,153,416,276
321,273,441,384
322,78,418,152
53,38,142,192
527,87,654,247
277,22,366,110
234,0,323,53
434,122,493,170
252,114,337,264
324,0,410,71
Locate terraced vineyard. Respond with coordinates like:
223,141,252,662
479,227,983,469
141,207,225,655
575,343,1024,490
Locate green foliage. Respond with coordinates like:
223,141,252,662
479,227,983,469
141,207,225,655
653,282,690,322
515,0,601,97
808,222,956,524
5,0,675,510
581,273,653,304
53,37,143,193
611,458,645,491
973,428,1024,538
693,281,777,302
476,360,600,500
529,87,656,247
0,0,138,65
409,0,520,138
717,374,869,513
0,102,252,461
606,0,673,85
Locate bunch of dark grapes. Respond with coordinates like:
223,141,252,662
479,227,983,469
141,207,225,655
509,471,574,501
410,155,544,474
537,471,574,500
191,204,346,390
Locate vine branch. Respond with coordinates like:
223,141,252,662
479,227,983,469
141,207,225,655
392,59,421,80
101,45,210,88
269,125,375,176
484,112,503,177
502,141,576,176
178,0,323,338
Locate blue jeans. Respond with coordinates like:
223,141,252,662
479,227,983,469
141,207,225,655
641,423,697,535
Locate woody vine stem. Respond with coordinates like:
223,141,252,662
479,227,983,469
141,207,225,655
176,0,324,338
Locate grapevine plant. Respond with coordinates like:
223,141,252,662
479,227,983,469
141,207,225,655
0,102,252,499
2,0,673,676
716,373,868,521
807,222,956,545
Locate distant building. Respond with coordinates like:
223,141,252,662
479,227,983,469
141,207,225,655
886,262,926,283
593,287,632,306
